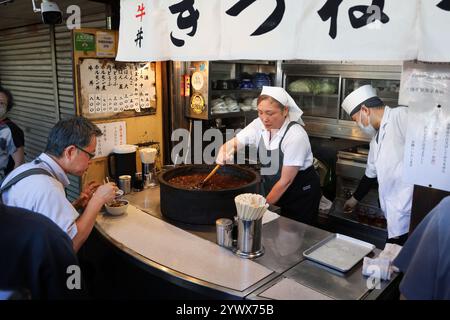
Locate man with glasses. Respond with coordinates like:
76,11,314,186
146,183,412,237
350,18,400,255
1,116,117,252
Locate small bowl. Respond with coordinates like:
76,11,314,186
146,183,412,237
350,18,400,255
105,199,129,216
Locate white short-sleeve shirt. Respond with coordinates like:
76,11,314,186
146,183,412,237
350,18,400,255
236,118,314,170
1,153,79,238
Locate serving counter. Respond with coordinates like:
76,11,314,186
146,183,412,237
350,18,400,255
92,186,399,300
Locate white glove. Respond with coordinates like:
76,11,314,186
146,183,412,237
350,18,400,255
343,196,358,213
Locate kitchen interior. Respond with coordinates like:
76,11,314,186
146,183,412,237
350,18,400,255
1,0,447,302
74,58,404,300
170,59,402,249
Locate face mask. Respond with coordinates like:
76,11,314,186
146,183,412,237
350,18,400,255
358,110,377,136
0,104,7,119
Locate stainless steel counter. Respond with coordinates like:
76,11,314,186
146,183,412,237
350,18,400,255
94,186,399,300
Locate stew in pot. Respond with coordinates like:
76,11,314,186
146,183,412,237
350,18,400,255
168,173,251,190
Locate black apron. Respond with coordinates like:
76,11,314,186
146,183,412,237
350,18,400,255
258,121,321,225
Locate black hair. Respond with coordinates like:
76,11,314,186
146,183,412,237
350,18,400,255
45,116,102,157
349,96,385,117
0,86,14,111
257,94,286,111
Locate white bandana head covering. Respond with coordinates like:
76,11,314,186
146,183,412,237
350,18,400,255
260,86,304,126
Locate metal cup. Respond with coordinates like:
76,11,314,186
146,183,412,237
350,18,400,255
216,218,233,248
134,172,143,191
118,175,131,194
148,169,158,187
234,217,264,258
142,162,152,176
143,173,151,189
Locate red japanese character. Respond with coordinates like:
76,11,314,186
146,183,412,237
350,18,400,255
136,4,146,21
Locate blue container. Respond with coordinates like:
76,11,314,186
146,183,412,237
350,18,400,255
252,73,271,89
239,79,255,90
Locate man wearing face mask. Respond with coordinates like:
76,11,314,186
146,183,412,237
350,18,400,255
341,85,413,245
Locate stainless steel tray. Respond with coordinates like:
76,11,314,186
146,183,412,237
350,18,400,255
303,234,375,273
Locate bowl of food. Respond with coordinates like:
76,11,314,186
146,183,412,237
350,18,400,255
105,199,129,216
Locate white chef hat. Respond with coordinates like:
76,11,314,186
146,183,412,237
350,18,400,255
260,86,304,125
341,85,384,117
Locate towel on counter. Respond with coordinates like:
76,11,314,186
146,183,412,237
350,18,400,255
362,243,403,281
362,257,392,281
262,210,280,225
319,195,332,213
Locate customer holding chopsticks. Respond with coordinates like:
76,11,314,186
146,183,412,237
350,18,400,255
0,117,117,252
216,86,321,225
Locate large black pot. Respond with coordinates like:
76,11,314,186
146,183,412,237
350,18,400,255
159,165,260,225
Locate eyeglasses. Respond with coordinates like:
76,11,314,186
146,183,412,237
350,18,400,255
74,145,95,159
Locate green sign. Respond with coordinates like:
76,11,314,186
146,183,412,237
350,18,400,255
75,32,96,51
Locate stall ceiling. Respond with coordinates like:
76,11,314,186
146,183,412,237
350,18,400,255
0,0,110,30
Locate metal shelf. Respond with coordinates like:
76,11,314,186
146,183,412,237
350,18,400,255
211,89,262,95
211,60,275,65
210,110,257,119
289,92,339,98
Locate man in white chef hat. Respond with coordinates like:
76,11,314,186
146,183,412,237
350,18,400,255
216,86,321,225
341,84,413,245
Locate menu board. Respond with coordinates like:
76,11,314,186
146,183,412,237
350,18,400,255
78,58,156,120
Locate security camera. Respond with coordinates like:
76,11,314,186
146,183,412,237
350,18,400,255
32,0,62,25
0,1,15,6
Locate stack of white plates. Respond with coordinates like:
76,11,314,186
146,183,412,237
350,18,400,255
251,98,258,110
211,98,228,114
240,104,252,112
224,96,239,112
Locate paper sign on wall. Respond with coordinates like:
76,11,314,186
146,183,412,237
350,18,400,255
79,58,157,120
94,121,127,158
96,31,116,58
399,61,450,191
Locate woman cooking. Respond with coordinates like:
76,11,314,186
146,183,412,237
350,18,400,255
216,86,321,225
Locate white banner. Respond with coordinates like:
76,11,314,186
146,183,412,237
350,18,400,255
399,61,450,192
418,0,450,62
117,0,450,62
117,0,450,61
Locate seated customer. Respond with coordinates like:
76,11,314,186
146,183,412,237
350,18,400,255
0,204,82,299
1,116,117,252
393,196,450,300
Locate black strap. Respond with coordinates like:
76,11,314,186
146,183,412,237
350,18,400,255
0,168,53,195
279,121,301,149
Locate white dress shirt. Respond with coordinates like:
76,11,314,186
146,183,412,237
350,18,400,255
365,106,413,238
1,153,79,238
236,117,313,170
